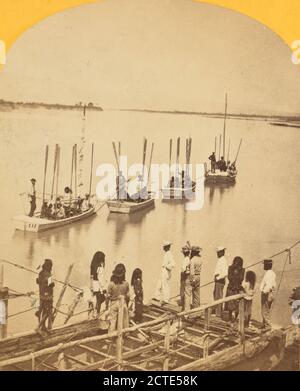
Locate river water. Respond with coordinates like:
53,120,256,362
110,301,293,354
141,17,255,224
0,107,299,337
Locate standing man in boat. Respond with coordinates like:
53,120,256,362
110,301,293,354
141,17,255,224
28,178,37,217
260,259,276,329
155,241,175,304
116,171,127,200
213,246,228,317
190,246,203,309
36,259,55,333
209,152,216,173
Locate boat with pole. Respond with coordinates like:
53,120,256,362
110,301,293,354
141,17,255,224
161,137,196,199
13,142,100,232
106,139,155,214
205,94,242,185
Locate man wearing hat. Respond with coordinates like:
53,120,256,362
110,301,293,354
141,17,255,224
155,241,175,304
213,246,228,316
260,259,276,329
180,244,191,310
36,259,55,332
189,246,203,309
28,178,37,217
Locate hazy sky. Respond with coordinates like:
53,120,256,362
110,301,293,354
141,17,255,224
1,0,300,115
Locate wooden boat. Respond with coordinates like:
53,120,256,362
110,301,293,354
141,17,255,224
161,184,196,199
13,202,101,232
107,192,155,214
204,168,237,185
0,294,296,371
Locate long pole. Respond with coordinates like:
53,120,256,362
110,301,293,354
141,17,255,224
227,139,231,162
112,142,120,173
42,145,49,205
176,137,180,178
214,136,217,155
55,145,60,201
89,143,94,196
51,144,58,200
147,143,154,187
218,134,222,160
141,138,147,181
233,138,243,164
223,93,228,159
74,144,78,200
70,145,75,203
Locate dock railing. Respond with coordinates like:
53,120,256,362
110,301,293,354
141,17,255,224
0,293,246,371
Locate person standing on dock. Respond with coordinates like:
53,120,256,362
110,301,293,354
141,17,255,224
260,259,276,329
130,268,144,323
90,251,108,318
209,152,216,173
28,178,37,217
224,256,245,323
180,244,191,309
36,259,55,333
155,241,175,304
213,246,228,317
107,263,130,332
189,246,203,309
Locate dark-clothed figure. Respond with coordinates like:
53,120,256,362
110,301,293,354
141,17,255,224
40,201,48,218
90,251,108,317
180,245,191,310
36,259,55,332
107,263,130,332
260,259,276,329
209,152,217,173
225,256,245,322
189,246,203,308
131,268,143,323
213,246,228,316
28,178,37,217
217,157,227,172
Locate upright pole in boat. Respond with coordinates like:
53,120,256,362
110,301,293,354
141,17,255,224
51,144,58,200
42,145,49,205
214,136,217,155
118,142,121,162
227,139,231,162
169,139,173,181
55,145,60,201
176,137,180,180
0,266,8,339
70,145,75,204
218,134,222,160
147,143,154,187
74,144,78,201
223,93,227,159
141,138,147,181
112,142,120,173
89,143,94,196
116,295,124,371
233,138,243,164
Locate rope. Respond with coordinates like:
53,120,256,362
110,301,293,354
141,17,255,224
8,306,37,318
0,258,82,292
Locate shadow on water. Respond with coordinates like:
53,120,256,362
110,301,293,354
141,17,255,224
205,182,236,204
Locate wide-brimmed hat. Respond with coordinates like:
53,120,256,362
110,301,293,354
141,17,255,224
163,241,172,247
216,246,226,252
113,263,126,277
191,246,202,254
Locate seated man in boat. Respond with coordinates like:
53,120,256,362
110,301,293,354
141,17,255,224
40,201,48,218
169,176,175,188
209,152,217,173
56,202,66,219
228,162,237,175
81,194,91,211
217,156,227,172
76,195,84,213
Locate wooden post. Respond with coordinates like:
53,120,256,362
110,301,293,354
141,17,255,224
52,264,74,324
116,295,124,371
57,350,66,371
163,320,171,371
204,307,211,331
238,298,245,343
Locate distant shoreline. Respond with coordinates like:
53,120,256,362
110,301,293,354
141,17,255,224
1,99,300,124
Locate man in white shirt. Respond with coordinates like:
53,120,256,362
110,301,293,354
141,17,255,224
213,246,228,317
260,259,276,328
155,241,175,304
180,244,191,310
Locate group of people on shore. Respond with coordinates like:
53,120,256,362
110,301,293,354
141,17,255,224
35,243,276,333
27,179,92,220
208,152,237,175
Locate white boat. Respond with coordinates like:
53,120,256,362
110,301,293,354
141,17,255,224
107,193,155,214
13,203,100,232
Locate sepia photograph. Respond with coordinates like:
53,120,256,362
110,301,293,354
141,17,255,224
0,0,299,373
